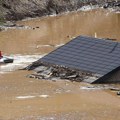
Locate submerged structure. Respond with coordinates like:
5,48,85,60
27,36,120,84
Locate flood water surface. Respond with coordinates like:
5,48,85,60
0,9,120,55
0,9,120,120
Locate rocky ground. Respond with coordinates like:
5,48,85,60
0,0,119,22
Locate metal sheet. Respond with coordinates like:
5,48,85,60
40,36,120,76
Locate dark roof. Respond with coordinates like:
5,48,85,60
40,36,120,82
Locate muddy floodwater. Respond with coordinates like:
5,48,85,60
0,9,120,120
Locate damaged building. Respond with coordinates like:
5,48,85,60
26,36,120,84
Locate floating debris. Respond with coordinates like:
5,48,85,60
39,95,49,98
0,21,32,31
80,86,102,90
36,43,64,49
16,94,49,99
16,96,36,99
110,88,120,91
0,54,42,74
117,91,120,95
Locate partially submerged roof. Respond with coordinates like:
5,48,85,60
28,36,120,83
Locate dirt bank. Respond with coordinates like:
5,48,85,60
0,0,119,21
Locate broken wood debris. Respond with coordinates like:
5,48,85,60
26,61,96,82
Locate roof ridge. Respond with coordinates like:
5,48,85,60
80,35,119,43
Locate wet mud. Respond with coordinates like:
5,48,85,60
0,9,120,119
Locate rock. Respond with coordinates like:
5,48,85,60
103,1,120,9
0,0,104,21
103,3,109,8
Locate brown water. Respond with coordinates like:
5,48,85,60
0,9,120,120
0,9,120,54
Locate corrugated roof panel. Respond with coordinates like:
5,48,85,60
40,36,120,77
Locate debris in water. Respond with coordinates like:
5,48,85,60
0,21,32,31
39,95,49,98
80,85,119,90
94,32,97,38
0,51,14,64
16,96,36,99
110,88,120,91
117,91,120,95
80,86,102,90
16,95,49,99
26,62,94,82
0,54,42,74
36,43,64,49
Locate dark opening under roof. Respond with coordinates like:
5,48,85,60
40,35,120,78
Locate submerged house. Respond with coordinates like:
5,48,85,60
27,36,120,84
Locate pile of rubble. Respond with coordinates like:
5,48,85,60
26,62,94,82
